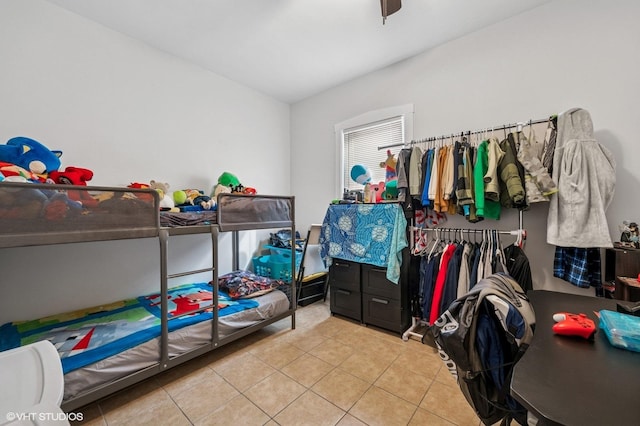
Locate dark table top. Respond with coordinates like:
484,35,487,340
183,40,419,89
511,290,640,426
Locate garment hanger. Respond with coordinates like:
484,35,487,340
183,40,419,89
427,228,442,259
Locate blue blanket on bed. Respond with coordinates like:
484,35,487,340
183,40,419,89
0,283,258,373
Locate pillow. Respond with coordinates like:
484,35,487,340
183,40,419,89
214,270,284,299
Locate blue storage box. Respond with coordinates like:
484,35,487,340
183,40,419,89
253,254,296,282
263,245,302,269
599,310,640,353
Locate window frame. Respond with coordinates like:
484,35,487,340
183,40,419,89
334,104,414,197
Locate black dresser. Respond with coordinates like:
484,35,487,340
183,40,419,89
329,254,411,334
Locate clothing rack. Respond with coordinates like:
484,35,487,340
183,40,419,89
402,223,526,343
383,114,549,342
379,117,553,150
410,225,527,259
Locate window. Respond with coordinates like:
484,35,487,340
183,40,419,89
335,104,413,195
343,117,404,191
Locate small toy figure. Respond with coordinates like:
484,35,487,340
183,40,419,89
620,221,639,248
379,149,397,181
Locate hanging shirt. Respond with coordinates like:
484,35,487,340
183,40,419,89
457,242,473,298
440,243,465,315
541,117,557,176
442,145,455,201
503,244,533,292
517,127,557,199
483,138,505,202
429,243,457,324
396,148,411,203
409,146,423,197
428,147,440,203
420,253,440,321
553,247,602,295
434,146,449,213
421,149,434,207
473,141,501,220
469,242,482,288
455,143,471,207
498,135,527,209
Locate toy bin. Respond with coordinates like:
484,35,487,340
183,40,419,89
264,245,302,269
253,254,296,282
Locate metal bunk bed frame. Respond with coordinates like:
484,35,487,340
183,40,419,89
0,183,297,412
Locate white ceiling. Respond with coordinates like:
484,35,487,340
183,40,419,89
45,0,553,104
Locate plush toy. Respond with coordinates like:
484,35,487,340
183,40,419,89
242,187,257,195
0,161,39,182
212,184,231,199
173,188,214,211
49,167,98,208
0,137,62,176
149,180,175,209
218,172,240,188
350,164,372,185
49,166,93,186
128,182,149,189
369,181,386,203
379,149,397,182
382,179,398,200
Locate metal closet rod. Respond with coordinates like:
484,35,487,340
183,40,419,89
414,227,525,236
378,117,553,150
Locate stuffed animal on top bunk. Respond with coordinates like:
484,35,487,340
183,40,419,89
0,136,62,181
0,161,41,183
211,171,257,199
149,180,177,210
127,181,176,210
48,166,98,208
173,188,214,211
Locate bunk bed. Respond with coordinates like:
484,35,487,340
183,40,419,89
0,182,297,412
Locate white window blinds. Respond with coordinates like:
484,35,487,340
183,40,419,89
343,116,404,191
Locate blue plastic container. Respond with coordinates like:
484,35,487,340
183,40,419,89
599,310,640,353
252,254,296,282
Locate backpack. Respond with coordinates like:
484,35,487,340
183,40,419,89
430,273,536,425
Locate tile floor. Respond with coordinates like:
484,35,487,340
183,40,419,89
75,299,482,425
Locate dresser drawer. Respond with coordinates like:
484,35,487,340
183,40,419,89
362,293,406,333
329,259,360,292
361,264,400,300
330,287,361,321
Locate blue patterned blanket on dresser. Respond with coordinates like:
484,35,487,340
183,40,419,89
319,203,407,283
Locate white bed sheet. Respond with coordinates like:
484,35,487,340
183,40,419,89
63,289,290,401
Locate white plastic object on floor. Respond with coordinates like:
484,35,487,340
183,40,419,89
0,340,69,426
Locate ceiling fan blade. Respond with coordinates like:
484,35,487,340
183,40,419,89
380,0,401,24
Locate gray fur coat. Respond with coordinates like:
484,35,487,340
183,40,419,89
546,108,616,247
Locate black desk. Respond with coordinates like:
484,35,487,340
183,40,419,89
511,290,640,426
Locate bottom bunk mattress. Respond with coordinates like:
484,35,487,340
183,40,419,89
0,282,290,402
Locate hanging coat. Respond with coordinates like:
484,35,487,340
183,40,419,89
547,108,616,248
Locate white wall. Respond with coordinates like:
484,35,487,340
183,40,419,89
291,0,640,295
0,0,290,322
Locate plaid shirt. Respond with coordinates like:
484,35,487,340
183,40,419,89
554,247,602,295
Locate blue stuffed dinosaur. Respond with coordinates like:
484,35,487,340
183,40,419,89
0,136,62,175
